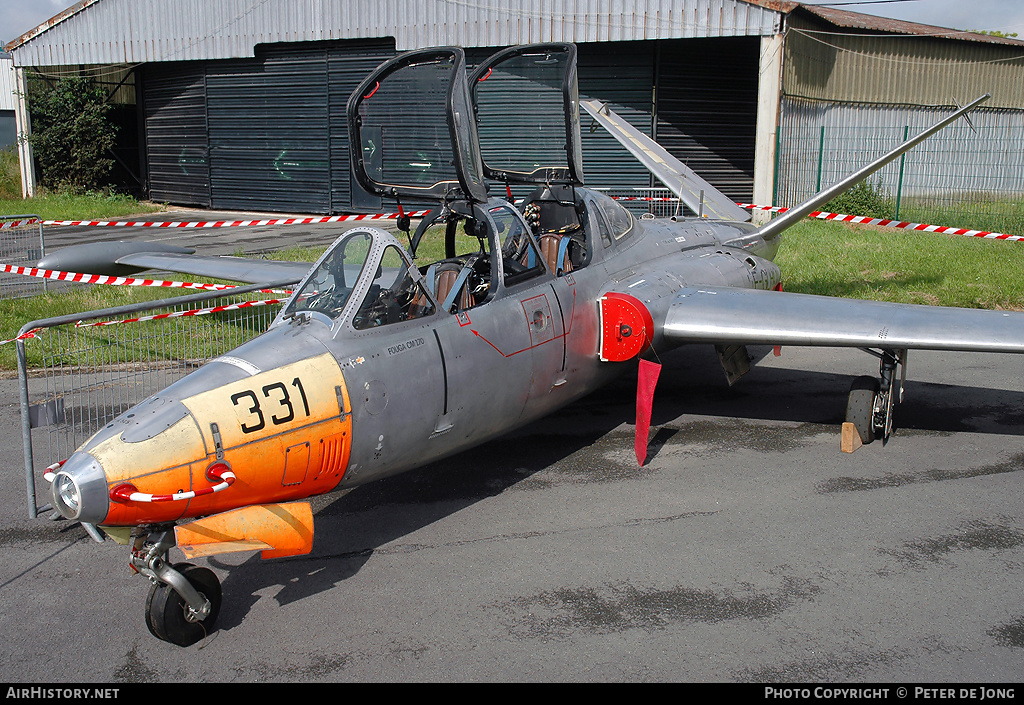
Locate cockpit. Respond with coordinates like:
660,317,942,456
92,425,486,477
296,42,599,334
279,186,600,334
282,230,435,329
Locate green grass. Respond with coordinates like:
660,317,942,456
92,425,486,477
896,195,1024,238
0,147,20,200
4,218,1024,371
776,219,1024,311
819,178,1024,238
0,190,166,221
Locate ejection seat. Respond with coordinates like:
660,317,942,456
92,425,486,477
520,185,587,276
420,260,477,314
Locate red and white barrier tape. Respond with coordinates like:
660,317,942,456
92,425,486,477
74,297,285,328
0,262,238,291
42,460,65,483
6,202,1018,241
748,203,1023,242
0,327,42,346
0,218,39,229
610,197,1023,241
737,203,1024,242
0,211,432,230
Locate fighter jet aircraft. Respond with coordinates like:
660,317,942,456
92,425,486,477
36,43,1022,645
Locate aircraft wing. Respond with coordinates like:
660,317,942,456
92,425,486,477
580,99,751,222
114,253,311,284
662,287,1024,353
38,241,312,285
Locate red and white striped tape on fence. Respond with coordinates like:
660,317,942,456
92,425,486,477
0,262,238,291
0,211,433,230
0,262,291,345
0,328,42,346
6,202,1019,242
605,198,1024,242
745,203,1024,242
1,298,285,346
74,297,285,329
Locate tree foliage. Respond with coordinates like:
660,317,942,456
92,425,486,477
965,29,1018,38
27,76,118,193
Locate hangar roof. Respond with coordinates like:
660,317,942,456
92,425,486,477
795,4,1024,47
4,0,787,65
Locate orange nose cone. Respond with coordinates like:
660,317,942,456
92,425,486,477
87,352,353,526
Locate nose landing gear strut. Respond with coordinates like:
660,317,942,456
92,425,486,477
130,527,222,646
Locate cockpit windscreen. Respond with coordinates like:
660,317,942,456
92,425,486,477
284,231,372,320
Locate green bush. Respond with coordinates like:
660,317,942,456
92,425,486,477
822,179,896,220
0,146,20,199
26,75,118,194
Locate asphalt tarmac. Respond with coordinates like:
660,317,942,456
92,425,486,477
1,214,1023,683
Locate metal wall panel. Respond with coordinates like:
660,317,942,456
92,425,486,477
328,42,397,212
143,39,396,213
206,48,331,213
577,41,657,191
0,58,17,111
143,36,759,213
143,63,210,206
784,15,1024,110
655,37,759,201
8,0,783,66
776,97,1024,207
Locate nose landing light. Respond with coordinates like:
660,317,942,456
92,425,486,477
49,453,109,524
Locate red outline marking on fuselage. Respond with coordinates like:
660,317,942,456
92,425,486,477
470,285,576,357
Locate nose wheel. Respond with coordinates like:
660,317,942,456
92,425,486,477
132,528,222,646
145,563,222,646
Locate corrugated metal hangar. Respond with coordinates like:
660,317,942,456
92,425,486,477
0,54,16,149
5,0,1024,213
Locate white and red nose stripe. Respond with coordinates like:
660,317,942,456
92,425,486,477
108,464,236,504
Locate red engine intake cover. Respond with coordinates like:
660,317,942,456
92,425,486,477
599,292,655,362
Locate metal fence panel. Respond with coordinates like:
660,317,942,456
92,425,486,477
0,215,46,298
776,100,1024,235
595,187,687,217
18,279,298,518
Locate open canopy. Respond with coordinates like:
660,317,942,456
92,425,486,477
347,47,488,203
468,43,584,186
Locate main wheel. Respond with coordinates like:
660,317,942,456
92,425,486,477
846,376,880,445
145,563,222,646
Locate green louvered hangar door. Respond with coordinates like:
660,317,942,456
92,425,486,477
577,41,657,192
328,40,396,212
144,40,394,214
206,46,331,213
143,63,211,207
654,37,760,204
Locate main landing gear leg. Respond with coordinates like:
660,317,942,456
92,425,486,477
844,348,907,448
130,526,222,646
